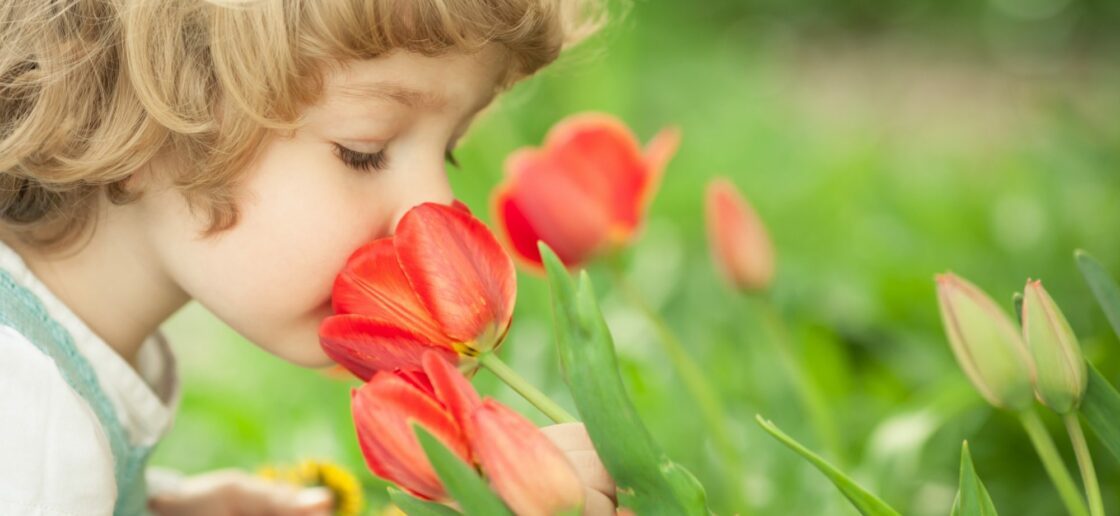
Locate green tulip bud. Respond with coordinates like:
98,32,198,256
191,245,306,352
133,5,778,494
936,273,1036,411
1021,279,1087,413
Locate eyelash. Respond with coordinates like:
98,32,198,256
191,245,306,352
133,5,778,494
333,143,461,173
334,144,388,172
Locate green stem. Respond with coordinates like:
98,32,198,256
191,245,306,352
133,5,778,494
1063,413,1105,516
607,264,749,512
1018,409,1090,516
747,295,844,466
478,352,577,424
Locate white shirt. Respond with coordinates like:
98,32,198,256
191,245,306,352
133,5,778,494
0,240,180,515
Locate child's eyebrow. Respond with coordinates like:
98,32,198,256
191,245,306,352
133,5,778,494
336,80,447,110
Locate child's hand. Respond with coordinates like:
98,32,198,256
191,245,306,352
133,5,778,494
540,422,618,515
148,469,333,516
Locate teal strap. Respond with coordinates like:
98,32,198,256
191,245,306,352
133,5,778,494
0,268,152,515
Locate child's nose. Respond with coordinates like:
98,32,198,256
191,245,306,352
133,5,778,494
388,171,455,231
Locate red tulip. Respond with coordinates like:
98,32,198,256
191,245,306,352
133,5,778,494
351,355,477,501
319,202,516,379
352,351,584,511
492,113,680,268
704,178,775,292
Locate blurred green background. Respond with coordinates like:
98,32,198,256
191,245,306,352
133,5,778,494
152,0,1120,514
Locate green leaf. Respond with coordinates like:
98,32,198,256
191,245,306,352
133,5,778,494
1076,249,1120,339
1080,363,1120,463
952,441,999,516
388,488,462,516
756,414,901,516
1073,251,1120,463
539,243,709,514
413,424,512,516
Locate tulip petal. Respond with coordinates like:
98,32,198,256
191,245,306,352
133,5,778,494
470,400,585,516
394,203,516,346
641,126,681,209
450,199,472,214
331,238,450,346
319,315,457,380
422,350,482,441
352,374,471,501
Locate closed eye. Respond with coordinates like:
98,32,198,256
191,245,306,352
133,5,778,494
334,143,388,172
334,143,462,173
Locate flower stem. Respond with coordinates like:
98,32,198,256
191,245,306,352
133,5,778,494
478,352,577,424
1063,412,1105,516
1018,409,1090,516
607,264,749,512
747,295,844,466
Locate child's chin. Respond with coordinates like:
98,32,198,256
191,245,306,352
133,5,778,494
259,335,334,369
284,345,335,369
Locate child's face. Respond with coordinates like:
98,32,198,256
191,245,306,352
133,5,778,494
141,46,507,367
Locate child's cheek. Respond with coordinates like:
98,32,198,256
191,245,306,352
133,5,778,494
172,136,387,367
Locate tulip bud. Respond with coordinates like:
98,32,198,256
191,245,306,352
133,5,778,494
704,178,775,292
1021,279,1087,413
936,273,1036,411
469,401,585,516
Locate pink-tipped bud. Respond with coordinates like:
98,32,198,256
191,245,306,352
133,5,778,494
1022,279,1087,413
936,273,1036,411
704,178,775,293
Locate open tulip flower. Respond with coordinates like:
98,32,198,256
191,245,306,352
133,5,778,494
492,113,680,268
352,351,585,514
319,201,516,380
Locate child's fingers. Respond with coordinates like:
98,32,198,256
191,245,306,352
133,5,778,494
235,483,333,516
148,469,332,516
540,423,618,503
539,422,595,451
582,486,617,516
563,449,617,502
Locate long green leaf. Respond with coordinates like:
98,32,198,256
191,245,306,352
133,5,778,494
756,414,901,516
1076,249,1120,338
388,488,462,516
413,425,512,516
1080,363,1120,463
540,243,709,514
952,441,998,516
1073,250,1120,464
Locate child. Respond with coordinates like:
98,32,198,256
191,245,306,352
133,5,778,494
0,1,616,514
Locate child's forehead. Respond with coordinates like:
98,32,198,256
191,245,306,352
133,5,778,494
336,80,449,111
316,48,507,114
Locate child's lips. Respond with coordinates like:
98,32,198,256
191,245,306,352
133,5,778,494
315,298,333,317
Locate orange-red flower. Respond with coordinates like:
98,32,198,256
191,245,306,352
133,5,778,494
351,357,475,501
492,113,680,268
352,351,584,512
704,178,775,292
319,202,516,380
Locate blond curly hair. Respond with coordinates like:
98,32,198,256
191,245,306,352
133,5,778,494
0,0,603,253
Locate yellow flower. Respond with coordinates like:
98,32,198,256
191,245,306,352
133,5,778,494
257,459,364,516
